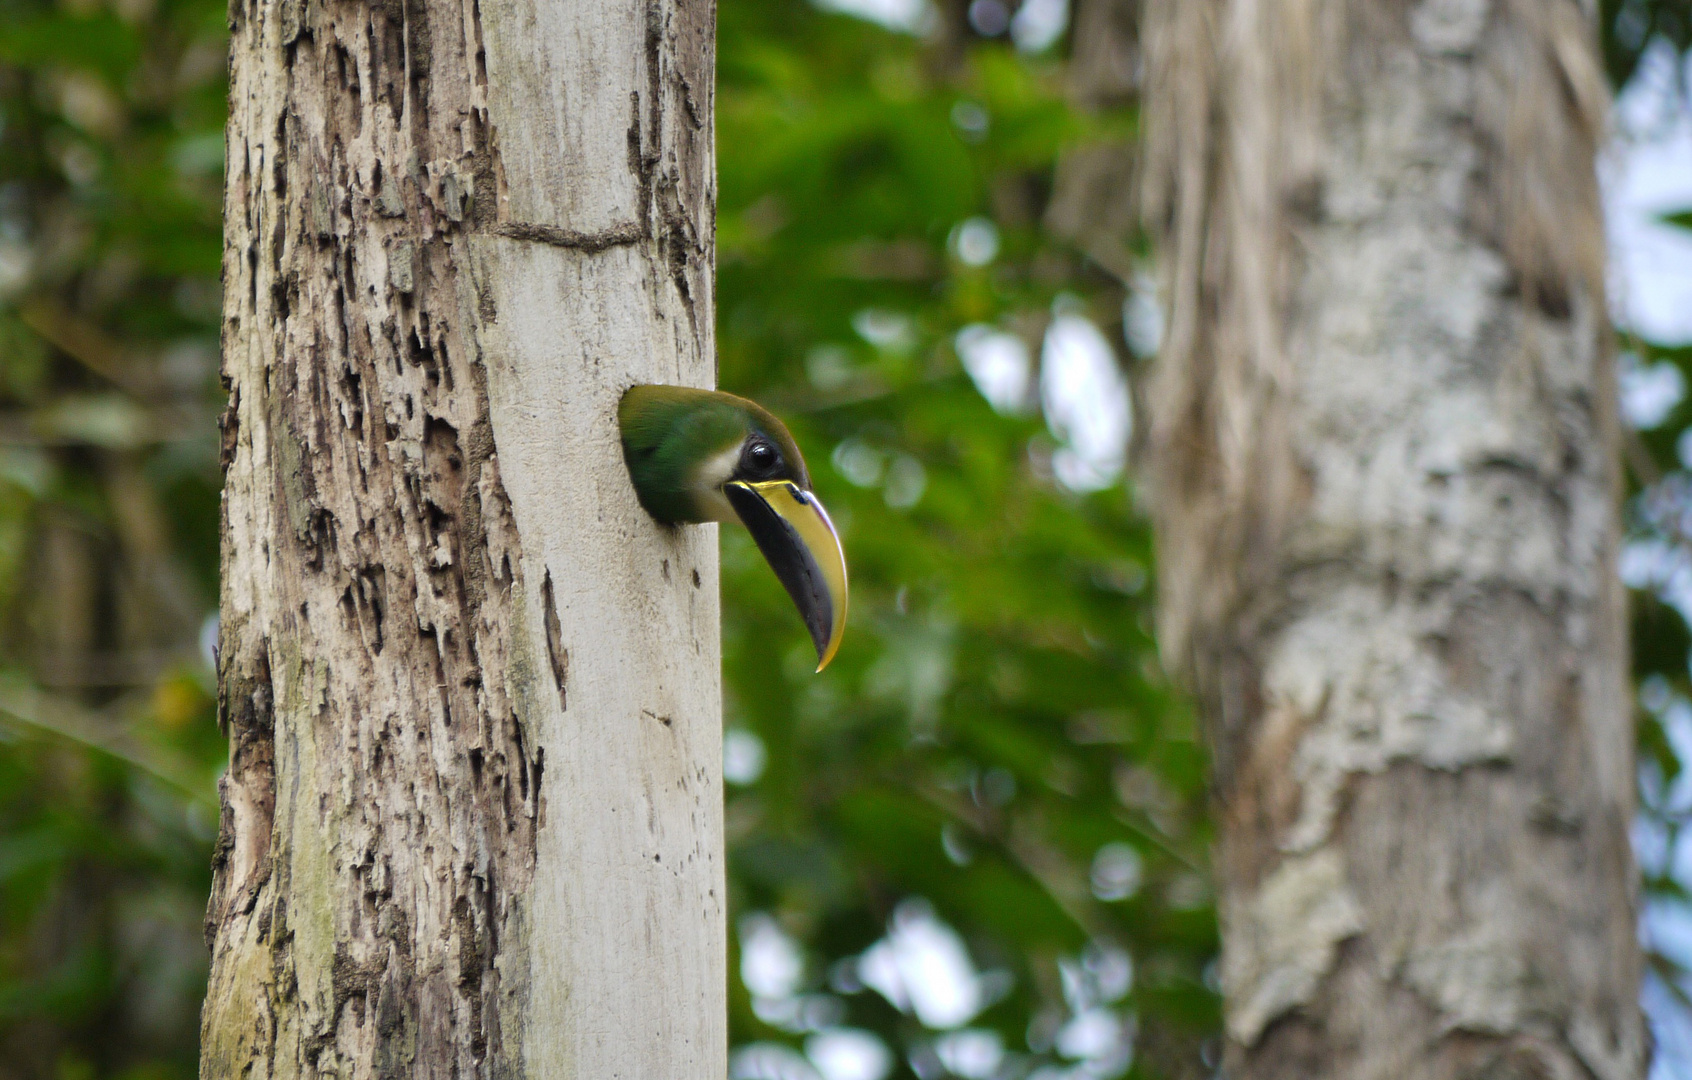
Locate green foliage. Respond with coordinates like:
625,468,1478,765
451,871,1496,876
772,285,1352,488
714,6,1214,1077
1615,179,1692,1048
1621,341,1692,1041
1601,0,1692,88
0,0,1681,1077
0,0,1216,1073
0,0,227,1071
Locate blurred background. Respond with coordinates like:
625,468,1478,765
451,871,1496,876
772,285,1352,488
0,0,1688,1077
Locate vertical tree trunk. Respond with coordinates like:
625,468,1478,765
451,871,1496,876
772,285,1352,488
202,0,723,1075
1139,1,1643,1077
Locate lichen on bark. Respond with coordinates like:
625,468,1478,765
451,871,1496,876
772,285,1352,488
1138,0,1644,1076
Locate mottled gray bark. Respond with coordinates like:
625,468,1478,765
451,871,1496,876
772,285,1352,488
1138,1,1644,1077
202,0,724,1075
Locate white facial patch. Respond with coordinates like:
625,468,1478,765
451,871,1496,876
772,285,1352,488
692,442,744,523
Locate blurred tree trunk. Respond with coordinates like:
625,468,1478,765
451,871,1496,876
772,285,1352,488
201,0,724,1076
1131,1,1645,1077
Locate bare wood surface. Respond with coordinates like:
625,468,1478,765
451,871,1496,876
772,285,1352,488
202,0,723,1074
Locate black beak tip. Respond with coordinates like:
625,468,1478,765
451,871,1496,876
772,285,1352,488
724,481,846,671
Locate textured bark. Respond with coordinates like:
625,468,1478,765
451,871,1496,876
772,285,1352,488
202,0,724,1075
1138,1,1643,1078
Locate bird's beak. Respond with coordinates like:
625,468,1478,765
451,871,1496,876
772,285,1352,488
724,480,849,672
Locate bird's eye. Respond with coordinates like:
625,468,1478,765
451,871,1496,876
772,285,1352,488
746,441,777,473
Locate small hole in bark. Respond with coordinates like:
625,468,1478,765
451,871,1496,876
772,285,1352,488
512,712,530,801
532,748,546,826
541,571,569,709
1532,277,1572,320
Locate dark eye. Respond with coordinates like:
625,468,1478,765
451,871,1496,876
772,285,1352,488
746,441,777,473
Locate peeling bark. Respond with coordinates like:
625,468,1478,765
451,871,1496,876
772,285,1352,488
1139,1,1643,1077
203,0,723,1075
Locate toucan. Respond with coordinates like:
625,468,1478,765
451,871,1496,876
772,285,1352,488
618,385,848,672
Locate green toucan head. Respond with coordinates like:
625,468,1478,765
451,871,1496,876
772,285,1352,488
618,384,848,671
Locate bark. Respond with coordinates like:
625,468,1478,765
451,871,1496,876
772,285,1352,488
1137,1,1644,1078
1045,0,1140,283
201,0,723,1075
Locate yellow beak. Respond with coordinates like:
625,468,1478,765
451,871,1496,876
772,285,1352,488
723,480,849,672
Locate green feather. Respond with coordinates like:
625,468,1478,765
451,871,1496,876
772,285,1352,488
618,386,809,523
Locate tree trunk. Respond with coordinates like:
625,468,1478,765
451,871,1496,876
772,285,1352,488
201,0,723,1075
1139,1,1644,1077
